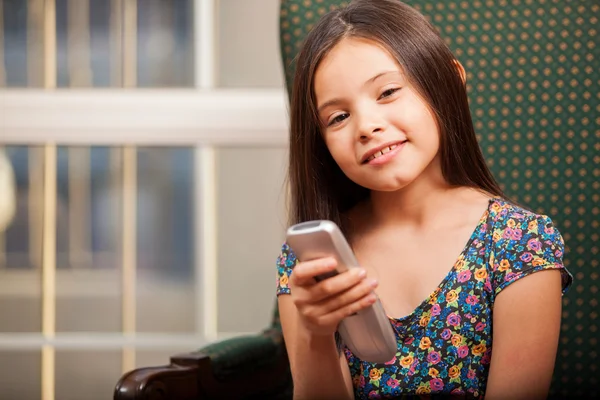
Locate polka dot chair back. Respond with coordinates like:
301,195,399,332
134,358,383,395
279,0,599,398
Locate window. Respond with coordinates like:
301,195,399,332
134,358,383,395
0,1,288,399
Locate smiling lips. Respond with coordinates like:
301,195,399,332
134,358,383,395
362,140,407,165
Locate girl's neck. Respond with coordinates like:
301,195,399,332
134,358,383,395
347,157,492,235
367,179,456,230
362,154,452,229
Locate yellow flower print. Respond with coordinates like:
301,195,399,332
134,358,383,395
419,337,432,350
491,202,501,214
528,219,538,232
400,355,414,369
428,368,439,378
449,365,460,379
499,259,510,272
279,275,289,288
369,368,382,381
416,384,431,394
492,230,501,242
507,218,516,228
446,290,458,303
475,267,488,281
532,258,546,267
451,334,463,347
455,259,466,271
473,343,487,356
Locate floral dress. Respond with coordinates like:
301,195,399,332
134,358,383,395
276,197,572,399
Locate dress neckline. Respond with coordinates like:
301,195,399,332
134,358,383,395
387,196,499,322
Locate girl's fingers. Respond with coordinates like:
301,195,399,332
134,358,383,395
317,292,378,327
290,257,338,286
295,267,372,304
313,267,368,300
317,276,378,315
292,267,379,334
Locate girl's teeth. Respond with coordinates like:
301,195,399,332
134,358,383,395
367,144,402,162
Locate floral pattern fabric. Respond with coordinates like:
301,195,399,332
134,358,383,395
276,197,572,398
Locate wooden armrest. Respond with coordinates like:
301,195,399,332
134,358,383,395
114,330,292,400
114,352,209,400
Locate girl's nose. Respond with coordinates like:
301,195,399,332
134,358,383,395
359,123,385,141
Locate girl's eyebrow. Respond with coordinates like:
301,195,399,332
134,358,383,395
365,70,401,85
317,71,402,114
318,98,343,114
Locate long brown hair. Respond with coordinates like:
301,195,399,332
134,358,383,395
288,0,503,232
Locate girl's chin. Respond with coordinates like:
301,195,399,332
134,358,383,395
357,179,413,192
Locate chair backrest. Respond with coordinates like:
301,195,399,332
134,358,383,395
278,0,599,398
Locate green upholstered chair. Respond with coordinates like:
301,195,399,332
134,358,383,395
114,0,598,398
113,305,291,400
281,1,599,398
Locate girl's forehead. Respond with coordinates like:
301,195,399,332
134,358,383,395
314,37,405,93
320,37,398,70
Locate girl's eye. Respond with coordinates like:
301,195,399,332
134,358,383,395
379,87,401,100
328,113,349,127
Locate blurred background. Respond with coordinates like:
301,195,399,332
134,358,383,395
0,0,289,399
2,0,598,399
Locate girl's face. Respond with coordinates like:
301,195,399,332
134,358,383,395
314,37,443,192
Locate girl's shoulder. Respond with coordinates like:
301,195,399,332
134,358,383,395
486,196,566,268
484,197,573,296
487,196,556,231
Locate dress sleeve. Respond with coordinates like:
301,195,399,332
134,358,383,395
276,243,298,295
490,213,573,298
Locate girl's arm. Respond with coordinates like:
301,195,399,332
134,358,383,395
485,269,563,400
278,257,377,399
279,295,354,400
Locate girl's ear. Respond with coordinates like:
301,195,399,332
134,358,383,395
453,59,466,84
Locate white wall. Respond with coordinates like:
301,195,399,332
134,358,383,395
218,0,285,88
217,147,289,332
216,0,289,333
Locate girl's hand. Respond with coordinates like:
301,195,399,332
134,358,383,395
288,257,379,336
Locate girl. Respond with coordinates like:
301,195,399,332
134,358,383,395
276,0,572,399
